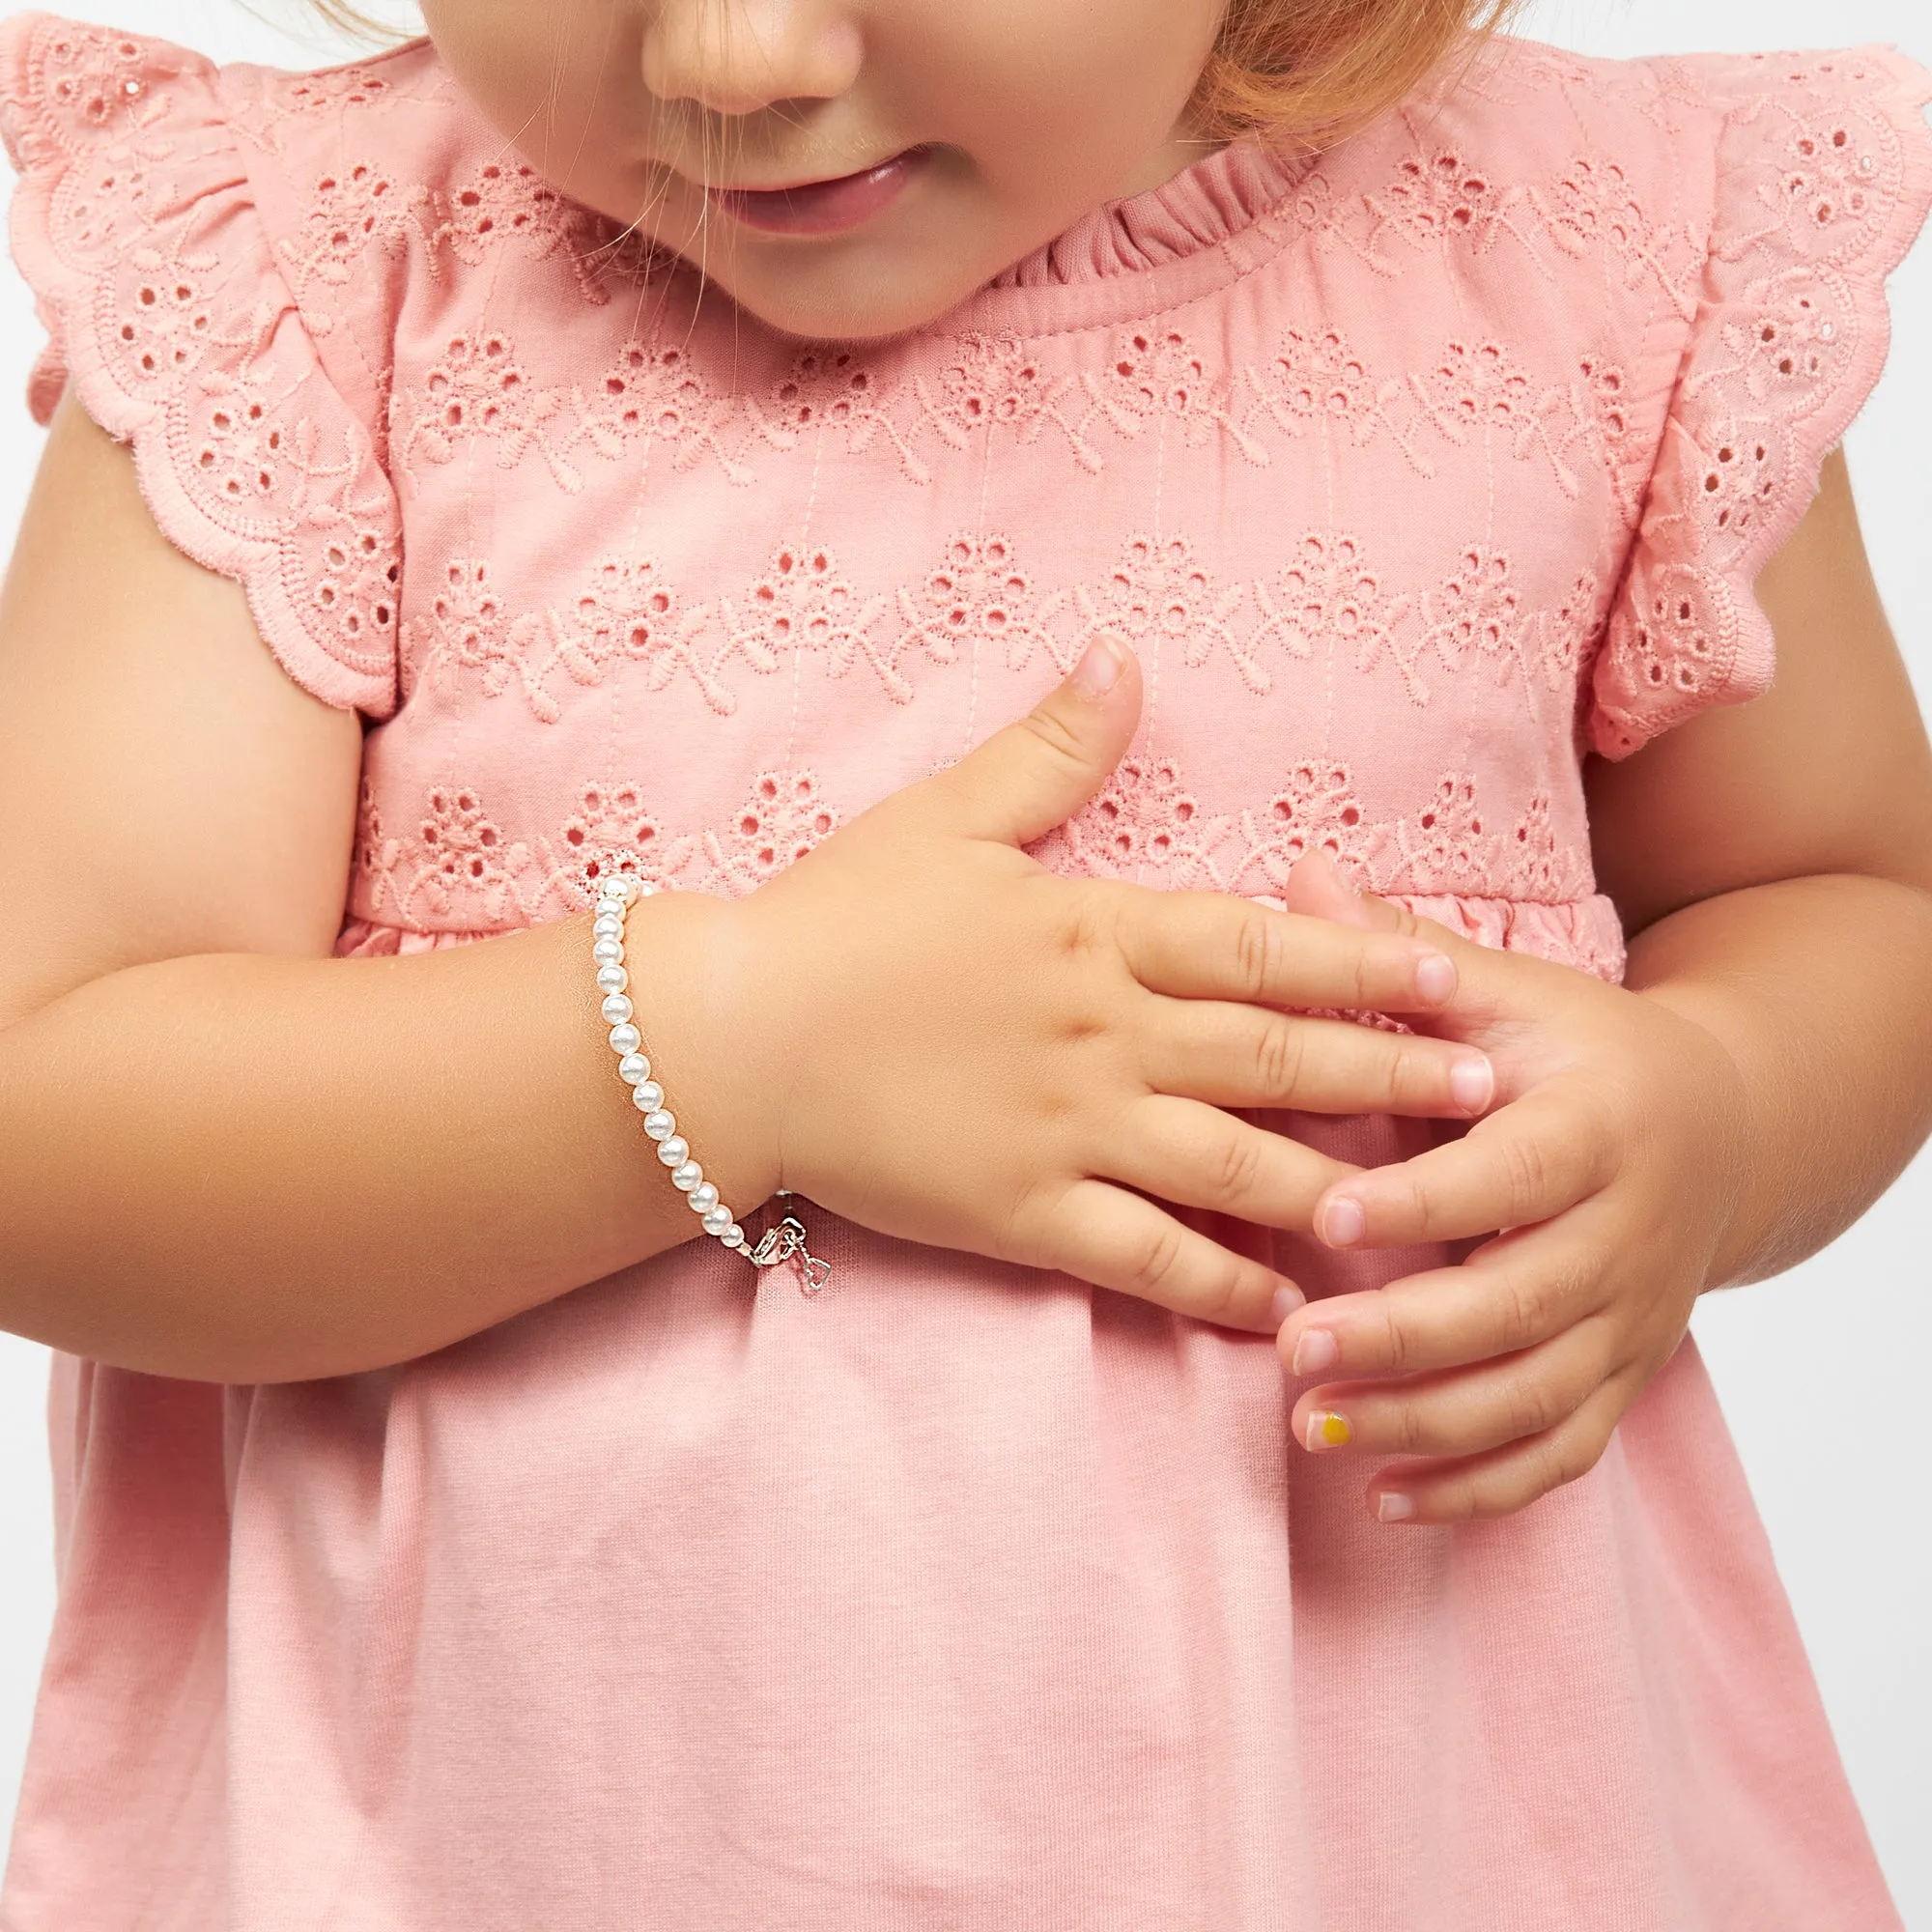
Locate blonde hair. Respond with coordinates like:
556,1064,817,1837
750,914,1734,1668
301,0,1522,151
302,0,408,36
1197,0,1523,146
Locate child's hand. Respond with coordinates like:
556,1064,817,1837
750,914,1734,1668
678,638,1497,1331
1272,853,1747,1520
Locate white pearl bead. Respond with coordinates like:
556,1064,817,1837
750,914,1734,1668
658,1136,690,1168
609,1023,642,1056
595,964,629,993
603,875,639,905
702,1205,732,1236
689,1181,720,1214
593,937,624,966
671,1160,702,1192
617,1053,651,1084
721,1224,745,1249
631,1081,664,1112
601,993,635,1026
642,1110,675,1140
592,912,624,937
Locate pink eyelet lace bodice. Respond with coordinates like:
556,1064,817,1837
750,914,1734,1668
3,14,1927,1929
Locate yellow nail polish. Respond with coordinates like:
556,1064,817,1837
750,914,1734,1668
1307,1410,1351,1450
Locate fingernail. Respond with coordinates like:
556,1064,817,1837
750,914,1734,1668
1070,635,1122,698
1319,1196,1365,1248
1377,1492,1416,1522
1269,1284,1305,1329
1415,952,1457,1004
1292,1327,1339,1377
1305,1409,1351,1451
1449,1055,1493,1114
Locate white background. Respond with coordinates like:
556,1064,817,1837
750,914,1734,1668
1,0,1928,1918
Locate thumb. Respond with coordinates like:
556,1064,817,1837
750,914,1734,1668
1285,849,1466,952
1279,846,1384,930
928,634,1143,846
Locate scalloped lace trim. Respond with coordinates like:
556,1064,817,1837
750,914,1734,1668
0,14,404,716
1589,47,1932,756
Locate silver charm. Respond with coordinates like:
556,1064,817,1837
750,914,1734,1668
749,1192,834,1295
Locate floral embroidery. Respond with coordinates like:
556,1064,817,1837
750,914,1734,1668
412,781,530,927
1034,753,1236,890
37,25,150,131
355,768,843,925
1247,325,1433,472
1251,532,1411,681
895,533,1045,673
1535,156,1687,302
916,332,1102,471
1528,570,1605,694
405,558,510,704
1028,749,1596,910
266,63,394,120
276,157,419,305
0,22,418,713
404,523,1609,724
409,554,727,720
355,753,1596,948
767,347,927,482
1045,534,1257,689
718,541,901,696
1418,336,1581,495
1236,758,1375,888
1415,547,1523,693
1578,353,1647,527
401,328,577,484
385,306,1651,504
1590,50,1929,754
10,11,1925,938
1363,146,1522,262
559,779,679,891
1091,327,1264,463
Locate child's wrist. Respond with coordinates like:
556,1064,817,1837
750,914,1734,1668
606,888,786,1219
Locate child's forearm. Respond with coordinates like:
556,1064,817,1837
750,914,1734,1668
1622,870,1932,1290
0,896,777,1383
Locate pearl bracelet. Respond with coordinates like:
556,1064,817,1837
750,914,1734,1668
593,873,831,1293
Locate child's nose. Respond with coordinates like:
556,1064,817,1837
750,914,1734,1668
640,0,864,119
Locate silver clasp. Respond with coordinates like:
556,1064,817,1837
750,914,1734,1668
747,1191,833,1295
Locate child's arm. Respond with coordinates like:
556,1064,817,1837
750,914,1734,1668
0,399,1490,1384
1271,448,1932,1522
0,396,769,1383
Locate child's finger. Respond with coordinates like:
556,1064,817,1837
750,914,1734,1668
1355,1376,1637,1524
1024,1176,1300,1333
1309,1082,1616,1250
1278,1214,1612,1382
1289,1312,1620,1463
1115,889,1465,1017
1281,850,1575,1031
1104,1094,1361,1227
1140,1000,1495,1119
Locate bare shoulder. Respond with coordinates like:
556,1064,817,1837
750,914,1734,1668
0,393,364,1032
1588,448,1932,933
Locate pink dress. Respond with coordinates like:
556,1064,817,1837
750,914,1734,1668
4,14,1928,1926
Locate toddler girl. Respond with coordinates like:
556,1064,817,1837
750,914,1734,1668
1,0,1930,1923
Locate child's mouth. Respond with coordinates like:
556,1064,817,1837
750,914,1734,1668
709,147,931,237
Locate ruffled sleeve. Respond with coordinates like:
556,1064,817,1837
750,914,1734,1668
1588,46,1932,759
0,14,403,718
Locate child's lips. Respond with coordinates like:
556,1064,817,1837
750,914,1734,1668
708,147,930,237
